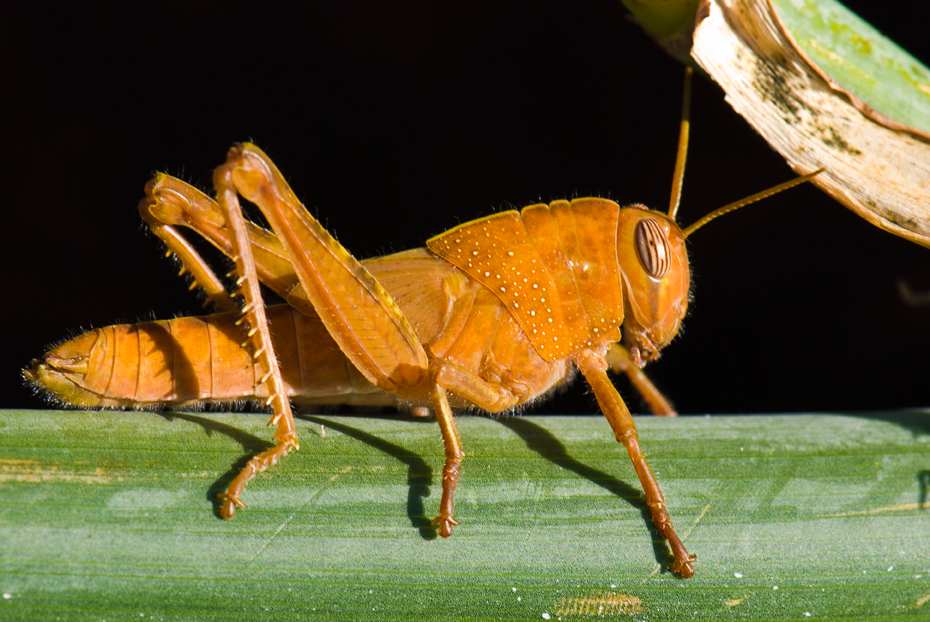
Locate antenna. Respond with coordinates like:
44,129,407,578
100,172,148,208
667,67,692,221
682,168,825,239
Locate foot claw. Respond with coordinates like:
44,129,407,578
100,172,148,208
671,554,697,579
431,514,459,538
217,493,246,519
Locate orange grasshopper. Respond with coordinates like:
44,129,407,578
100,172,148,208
25,69,820,578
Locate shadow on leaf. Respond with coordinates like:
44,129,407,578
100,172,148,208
156,412,272,519
300,415,437,540
496,415,677,574
843,408,930,437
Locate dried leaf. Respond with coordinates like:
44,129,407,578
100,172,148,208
691,0,930,247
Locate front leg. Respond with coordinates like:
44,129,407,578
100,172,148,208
574,348,696,578
606,344,677,416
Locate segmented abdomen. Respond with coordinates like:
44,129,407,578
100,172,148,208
32,305,382,408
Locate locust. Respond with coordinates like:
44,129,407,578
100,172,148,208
24,69,821,578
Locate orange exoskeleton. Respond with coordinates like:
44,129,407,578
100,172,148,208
25,69,821,577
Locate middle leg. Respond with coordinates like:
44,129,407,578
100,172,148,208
427,359,526,535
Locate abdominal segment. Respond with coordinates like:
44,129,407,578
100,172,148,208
28,305,385,409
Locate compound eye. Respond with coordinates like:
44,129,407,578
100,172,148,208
634,218,670,279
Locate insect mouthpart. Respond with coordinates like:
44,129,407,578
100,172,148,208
623,331,660,368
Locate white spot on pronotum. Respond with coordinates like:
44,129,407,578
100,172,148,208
531,311,536,316
512,587,517,592
533,283,538,289
542,614,551,620
2,594,10,600
804,613,811,618
472,250,479,255
514,303,519,308
733,572,743,578
773,586,779,590
500,287,506,292
508,251,514,256
485,271,490,277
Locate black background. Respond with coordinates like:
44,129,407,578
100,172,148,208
5,1,929,415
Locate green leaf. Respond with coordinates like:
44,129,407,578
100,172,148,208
773,0,930,135
621,0,701,58
1,409,929,620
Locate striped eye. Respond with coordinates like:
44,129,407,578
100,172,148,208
634,218,670,279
